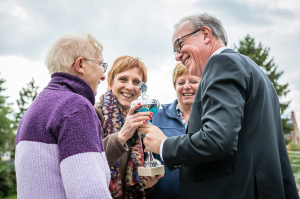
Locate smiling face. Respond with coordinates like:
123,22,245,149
82,52,106,96
175,73,201,107
172,21,210,77
110,67,143,111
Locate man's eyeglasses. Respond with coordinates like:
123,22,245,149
84,58,108,73
173,28,202,54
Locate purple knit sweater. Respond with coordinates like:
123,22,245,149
15,73,112,199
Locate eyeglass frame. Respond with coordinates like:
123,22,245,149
84,58,108,73
173,28,202,54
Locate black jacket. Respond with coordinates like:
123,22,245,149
163,49,298,199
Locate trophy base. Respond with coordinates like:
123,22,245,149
138,165,165,176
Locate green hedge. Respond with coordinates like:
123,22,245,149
0,161,16,198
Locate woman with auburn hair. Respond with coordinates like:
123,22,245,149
94,55,163,199
147,62,201,199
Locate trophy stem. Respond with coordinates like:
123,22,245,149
146,120,151,125
144,151,157,168
143,120,159,168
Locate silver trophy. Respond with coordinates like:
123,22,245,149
131,82,165,176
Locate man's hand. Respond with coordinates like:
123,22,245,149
141,174,164,189
138,124,167,154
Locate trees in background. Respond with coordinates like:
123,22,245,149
234,35,293,136
0,73,16,198
0,73,15,153
15,78,39,127
0,76,39,198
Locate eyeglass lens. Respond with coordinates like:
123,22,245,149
174,40,181,53
102,63,108,73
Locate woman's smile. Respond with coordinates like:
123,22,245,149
121,92,134,98
110,67,143,110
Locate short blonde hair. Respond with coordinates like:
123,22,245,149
172,62,189,89
107,55,147,87
45,31,103,74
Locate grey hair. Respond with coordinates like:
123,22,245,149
45,31,103,74
174,13,228,46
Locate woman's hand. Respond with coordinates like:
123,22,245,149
141,174,164,189
117,103,153,145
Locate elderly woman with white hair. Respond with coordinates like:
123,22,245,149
15,32,112,199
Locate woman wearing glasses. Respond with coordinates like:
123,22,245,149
147,62,201,199
15,32,112,198
94,55,163,199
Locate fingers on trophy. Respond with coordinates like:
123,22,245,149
131,82,165,176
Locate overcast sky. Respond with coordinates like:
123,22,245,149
1,0,300,125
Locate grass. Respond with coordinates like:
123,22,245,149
3,194,17,199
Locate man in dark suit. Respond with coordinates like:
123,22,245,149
138,13,298,198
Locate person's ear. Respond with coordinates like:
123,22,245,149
73,57,84,74
107,79,115,91
201,26,212,45
107,84,112,91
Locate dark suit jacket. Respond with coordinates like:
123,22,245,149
163,49,298,199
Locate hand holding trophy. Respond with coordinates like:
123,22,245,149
131,82,165,176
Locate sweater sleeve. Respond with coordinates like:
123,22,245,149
58,103,112,199
94,101,129,167
103,133,129,167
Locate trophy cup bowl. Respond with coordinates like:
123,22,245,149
131,96,165,176
132,98,160,118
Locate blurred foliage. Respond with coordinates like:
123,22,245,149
0,78,39,198
288,143,300,185
15,78,39,127
2,195,17,199
0,73,16,198
0,74,15,152
289,142,300,152
0,161,16,198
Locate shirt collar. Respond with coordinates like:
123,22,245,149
209,46,230,60
176,102,183,114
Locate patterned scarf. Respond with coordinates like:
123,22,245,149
176,102,187,129
102,90,146,199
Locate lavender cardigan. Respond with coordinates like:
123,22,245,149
15,73,112,199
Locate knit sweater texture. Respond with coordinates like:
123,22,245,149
15,72,112,199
